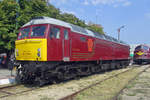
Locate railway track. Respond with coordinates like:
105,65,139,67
0,64,145,100
112,65,150,100
59,65,149,100
0,84,38,98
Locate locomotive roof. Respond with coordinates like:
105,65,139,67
22,16,128,46
136,44,150,48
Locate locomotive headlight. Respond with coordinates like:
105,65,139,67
37,48,41,57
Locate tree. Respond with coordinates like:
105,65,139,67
0,0,104,54
0,0,18,53
59,13,86,27
87,24,104,34
0,0,51,53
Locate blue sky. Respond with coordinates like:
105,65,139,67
50,0,150,44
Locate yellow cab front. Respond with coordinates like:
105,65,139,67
15,24,48,61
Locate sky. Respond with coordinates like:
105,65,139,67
50,0,150,45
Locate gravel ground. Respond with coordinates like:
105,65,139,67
0,65,144,100
118,65,150,100
0,68,12,79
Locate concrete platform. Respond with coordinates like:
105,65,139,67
0,68,16,85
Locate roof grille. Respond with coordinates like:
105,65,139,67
31,16,45,20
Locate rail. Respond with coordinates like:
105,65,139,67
59,65,147,100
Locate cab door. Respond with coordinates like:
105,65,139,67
62,28,70,61
47,25,63,61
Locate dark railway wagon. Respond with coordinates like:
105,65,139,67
15,17,130,85
134,44,150,64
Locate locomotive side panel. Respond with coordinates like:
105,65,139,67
94,38,114,60
114,44,130,60
70,32,95,61
70,32,129,61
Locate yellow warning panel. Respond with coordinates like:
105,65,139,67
136,51,144,55
15,39,47,61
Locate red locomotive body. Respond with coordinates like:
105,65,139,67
134,44,150,64
15,17,130,85
46,23,129,62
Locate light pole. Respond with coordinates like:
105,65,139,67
117,25,125,41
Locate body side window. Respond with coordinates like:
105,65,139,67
64,29,68,40
50,26,60,39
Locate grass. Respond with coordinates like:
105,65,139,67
40,96,54,100
125,80,137,89
40,97,53,100
133,89,147,94
74,67,143,100
126,92,136,96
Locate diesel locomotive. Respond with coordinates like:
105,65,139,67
134,44,150,64
15,17,130,85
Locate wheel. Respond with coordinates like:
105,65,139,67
16,66,24,83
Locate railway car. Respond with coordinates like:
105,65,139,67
133,44,150,64
15,16,130,85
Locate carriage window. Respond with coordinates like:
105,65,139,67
64,30,68,40
50,27,60,39
31,26,46,37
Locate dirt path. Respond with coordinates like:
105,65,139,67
118,66,150,100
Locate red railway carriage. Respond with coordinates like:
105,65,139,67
134,44,150,64
15,17,130,85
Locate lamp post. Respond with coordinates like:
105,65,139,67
117,25,125,41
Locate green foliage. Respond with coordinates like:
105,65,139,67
0,0,18,53
87,24,104,34
59,13,86,27
0,0,104,53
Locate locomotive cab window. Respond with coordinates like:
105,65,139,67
64,29,68,40
143,46,149,50
31,26,46,37
18,27,30,39
50,27,60,39
135,46,141,50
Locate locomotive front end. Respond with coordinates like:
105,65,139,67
15,24,48,61
134,45,150,64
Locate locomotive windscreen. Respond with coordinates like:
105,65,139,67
18,27,30,39
135,45,149,50
31,26,46,37
18,25,47,39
